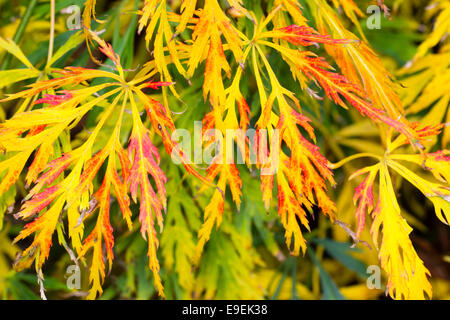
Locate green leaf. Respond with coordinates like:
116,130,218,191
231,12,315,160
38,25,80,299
307,248,346,300
311,238,367,279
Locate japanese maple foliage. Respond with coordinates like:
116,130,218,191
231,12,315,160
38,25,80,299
0,0,448,300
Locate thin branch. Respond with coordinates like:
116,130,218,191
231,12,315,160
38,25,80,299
334,219,372,250
46,0,55,66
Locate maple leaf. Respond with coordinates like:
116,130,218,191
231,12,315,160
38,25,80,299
0,34,206,298
82,0,108,65
263,24,352,47
330,0,366,40
248,36,336,255
185,0,245,80
186,9,249,260
271,0,308,28
176,0,198,35
0,31,84,120
160,166,202,296
2,0,449,301
371,163,433,300
195,78,253,263
399,47,450,148
194,217,264,299
257,22,427,149
0,37,40,92
226,0,253,21
78,175,114,299
333,131,450,299
313,0,414,132
193,148,243,263
137,0,188,95
414,0,450,60
203,23,232,108
352,166,377,238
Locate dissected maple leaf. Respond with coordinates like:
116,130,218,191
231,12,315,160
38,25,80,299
0,34,206,299
414,0,450,60
338,131,450,299
399,47,450,148
313,1,411,128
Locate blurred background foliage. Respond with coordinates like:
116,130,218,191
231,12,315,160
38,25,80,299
0,0,449,300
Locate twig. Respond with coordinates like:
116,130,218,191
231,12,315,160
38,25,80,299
37,272,48,300
334,219,372,250
46,0,56,66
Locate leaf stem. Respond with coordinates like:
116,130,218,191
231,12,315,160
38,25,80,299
46,0,56,67
328,153,382,169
